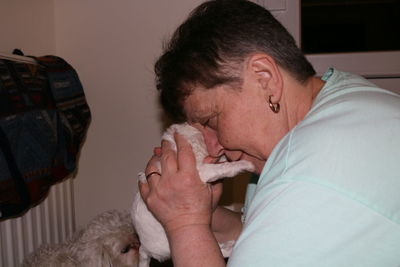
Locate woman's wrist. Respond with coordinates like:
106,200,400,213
166,222,211,240
212,206,243,243
167,223,226,267
164,213,211,235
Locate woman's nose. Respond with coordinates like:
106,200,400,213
192,123,225,158
204,135,224,158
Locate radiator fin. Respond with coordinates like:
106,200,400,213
0,179,75,267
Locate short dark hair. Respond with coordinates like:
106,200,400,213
155,0,315,122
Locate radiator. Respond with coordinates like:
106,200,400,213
0,179,76,267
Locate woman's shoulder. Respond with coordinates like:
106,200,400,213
311,68,399,115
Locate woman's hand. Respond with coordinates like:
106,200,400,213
138,132,227,267
139,133,217,234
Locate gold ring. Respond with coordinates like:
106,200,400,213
145,171,161,180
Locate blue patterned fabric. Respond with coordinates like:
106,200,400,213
0,56,90,220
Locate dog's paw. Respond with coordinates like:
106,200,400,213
236,160,255,172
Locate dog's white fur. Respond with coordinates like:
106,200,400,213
131,123,254,267
22,210,140,267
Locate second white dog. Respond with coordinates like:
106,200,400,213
23,209,140,267
131,123,254,267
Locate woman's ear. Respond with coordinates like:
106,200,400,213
247,53,283,104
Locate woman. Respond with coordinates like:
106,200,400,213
139,1,400,266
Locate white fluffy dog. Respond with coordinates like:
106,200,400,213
22,210,140,267
131,123,254,267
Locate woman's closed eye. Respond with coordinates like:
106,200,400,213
202,118,210,127
202,116,217,129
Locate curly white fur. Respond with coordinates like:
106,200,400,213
131,123,254,267
22,210,140,267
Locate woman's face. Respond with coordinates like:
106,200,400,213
183,76,289,174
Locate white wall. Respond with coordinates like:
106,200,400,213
0,0,55,55
0,0,204,228
53,0,205,227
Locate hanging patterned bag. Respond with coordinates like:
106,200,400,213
0,54,91,220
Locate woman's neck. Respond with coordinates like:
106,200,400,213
284,75,325,130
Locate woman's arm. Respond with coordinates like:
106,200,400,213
167,224,226,267
212,206,243,244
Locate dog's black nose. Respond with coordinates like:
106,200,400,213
132,239,140,251
121,239,140,254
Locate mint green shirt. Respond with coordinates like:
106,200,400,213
229,69,400,267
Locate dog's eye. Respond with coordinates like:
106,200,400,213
120,244,132,254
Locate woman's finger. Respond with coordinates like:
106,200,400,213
160,139,178,174
153,147,162,156
138,179,150,199
144,154,162,187
175,132,196,172
210,180,223,210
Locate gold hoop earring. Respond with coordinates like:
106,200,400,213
268,95,280,113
